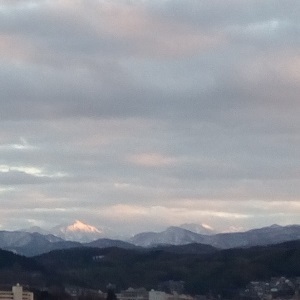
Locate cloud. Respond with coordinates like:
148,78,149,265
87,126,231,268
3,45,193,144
128,152,176,167
0,0,299,233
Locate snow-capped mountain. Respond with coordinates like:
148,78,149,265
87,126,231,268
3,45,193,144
20,225,51,235
0,228,133,256
3,223,300,256
179,223,216,235
129,224,300,248
50,220,104,242
129,226,207,247
0,230,81,256
0,231,36,248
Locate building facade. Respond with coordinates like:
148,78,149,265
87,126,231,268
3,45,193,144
0,284,33,300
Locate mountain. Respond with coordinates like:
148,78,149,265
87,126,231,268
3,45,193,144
20,225,51,235
35,240,300,297
0,231,81,256
2,223,300,257
179,223,216,235
0,230,137,256
129,226,207,247
0,230,63,248
84,238,137,249
206,224,300,249
50,220,104,242
153,243,218,254
130,224,300,248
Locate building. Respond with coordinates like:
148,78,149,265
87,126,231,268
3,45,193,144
118,288,193,300
118,288,149,300
0,284,33,300
149,290,193,300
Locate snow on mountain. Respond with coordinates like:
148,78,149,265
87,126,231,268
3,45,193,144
129,226,207,247
0,231,33,248
130,224,300,248
50,220,104,242
179,223,216,235
0,230,62,250
20,226,51,235
205,224,300,248
7,222,300,251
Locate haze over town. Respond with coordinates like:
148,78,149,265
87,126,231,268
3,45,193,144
0,0,299,236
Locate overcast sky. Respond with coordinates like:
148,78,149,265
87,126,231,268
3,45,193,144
0,0,299,235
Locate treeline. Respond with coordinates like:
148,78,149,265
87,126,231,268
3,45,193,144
35,240,300,296
0,240,299,297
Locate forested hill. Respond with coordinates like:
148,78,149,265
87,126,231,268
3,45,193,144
0,248,47,287
0,240,299,297
34,240,300,296
0,248,41,270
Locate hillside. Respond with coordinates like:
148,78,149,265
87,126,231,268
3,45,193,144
35,240,300,297
0,248,47,287
130,224,300,248
1,223,299,257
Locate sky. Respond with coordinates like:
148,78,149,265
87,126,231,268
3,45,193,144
0,0,299,236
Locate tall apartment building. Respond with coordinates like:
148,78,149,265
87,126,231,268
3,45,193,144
0,284,33,300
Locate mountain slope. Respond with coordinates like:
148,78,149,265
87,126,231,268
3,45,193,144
85,238,137,249
129,226,207,247
35,240,300,296
2,224,300,256
50,220,104,242
0,248,50,287
0,231,81,256
130,224,300,248
206,224,300,248
153,243,218,254
179,223,216,235
0,231,62,248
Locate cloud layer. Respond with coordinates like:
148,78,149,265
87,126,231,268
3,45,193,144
0,0,299,234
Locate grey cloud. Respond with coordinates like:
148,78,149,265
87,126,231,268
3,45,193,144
0,170,54,185
1,0,299,123
0,0,299,232
151,0,300,29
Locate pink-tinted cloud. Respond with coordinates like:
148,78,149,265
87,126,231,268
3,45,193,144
128,152,176,167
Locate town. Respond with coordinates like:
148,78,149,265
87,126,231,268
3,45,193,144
1,276,300,300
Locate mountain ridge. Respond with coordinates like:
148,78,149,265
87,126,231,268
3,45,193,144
129,224,300,248
50,220,104,242
2,222,299,257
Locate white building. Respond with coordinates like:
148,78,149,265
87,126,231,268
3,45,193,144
149,290,193,300
149,290,166,300
0,284,33,300
118,288,148,300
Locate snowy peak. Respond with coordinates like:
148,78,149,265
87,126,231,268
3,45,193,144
130,224,300,248
51,220,104,242
64,220,102,234
179,223,216,235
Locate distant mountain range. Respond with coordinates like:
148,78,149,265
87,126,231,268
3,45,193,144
0,231,81,256
0,221,298,256
21,220,105,243
129,224,300,248
20,221,217,243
